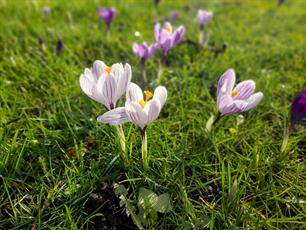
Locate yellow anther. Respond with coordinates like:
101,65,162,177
144,90,153,102
104,66,112,75
165,25,172,33
139,99,146,108
231,90,239,96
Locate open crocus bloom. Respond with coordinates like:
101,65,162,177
197,10,213,29
217,69,263,116
132,42,158,66
154,22,185,56
98,83,167,130
80,60,132,110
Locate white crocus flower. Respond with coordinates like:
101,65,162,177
79,60,132,110
98,82,167,169
98,82,167,131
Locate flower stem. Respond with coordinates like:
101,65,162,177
157,55,166,84
281,123,291,153
140,129,148,170
206,113,221,132
140,64,147,82
115,125,127,163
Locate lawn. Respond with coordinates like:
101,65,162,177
0,0,305,229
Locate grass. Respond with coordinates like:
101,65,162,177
0,0,305,229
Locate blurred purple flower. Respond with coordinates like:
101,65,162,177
168,11,179,21
154,22,185,56
278,0,285,6
197,10,213,29
217,69,263,116
56,39,63,56
132,42,158,67
42,7,51,16
291,91,306,127
98,8,116,30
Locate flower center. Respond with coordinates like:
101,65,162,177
104,65,112,75
139,90,153,108
165,25,172,33
231,90,239,96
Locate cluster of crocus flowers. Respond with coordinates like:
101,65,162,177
98,83,167,169
154,22,185,58
132,42,158,82
206,69,263,131
98,8,116,32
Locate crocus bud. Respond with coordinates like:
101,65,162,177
98,8,116,30
197,10,213,30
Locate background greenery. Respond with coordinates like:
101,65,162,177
0,0,305,229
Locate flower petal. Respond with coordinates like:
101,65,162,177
217,94,235,115
171,26,185,47
101,75,117,109
153,86,167,107
92,60,105,79
232,80,255,100
243,92,263,111
217,69,236,97
126,82,143,103
115,63,132,101
145,99,161,124
111,63,124,84
125,102,147,130
97,107,129,125
154,23,160,41
80,73,107,105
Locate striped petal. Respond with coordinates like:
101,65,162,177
232,80,255,100
153,86,167,107
145,99,161,124
101,76,117,109
97,107,129,125
92,60,105,79
243,92,263,111
125,102,148,130
217,69,236,97
115,63,132,101
126,82,143,103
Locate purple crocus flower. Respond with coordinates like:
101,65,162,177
197,10,213,30
290,91,306,127
168,11,179,21
132,42,158,67
154,22,185,56
56,39,63,56
217,69,263,116
98,8,116,31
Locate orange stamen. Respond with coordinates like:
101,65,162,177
139,99,146,108
104,66,112,75
144,90,153,102
231,90,239,96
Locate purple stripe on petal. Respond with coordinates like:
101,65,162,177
233,80,255,100
217,69,236,97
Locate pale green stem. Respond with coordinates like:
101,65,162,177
157,55,166,84
198,30,203,46
115,125,127,162
140,64,147,82
141,129,148,170
281,124,291,153
205,113,221,132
